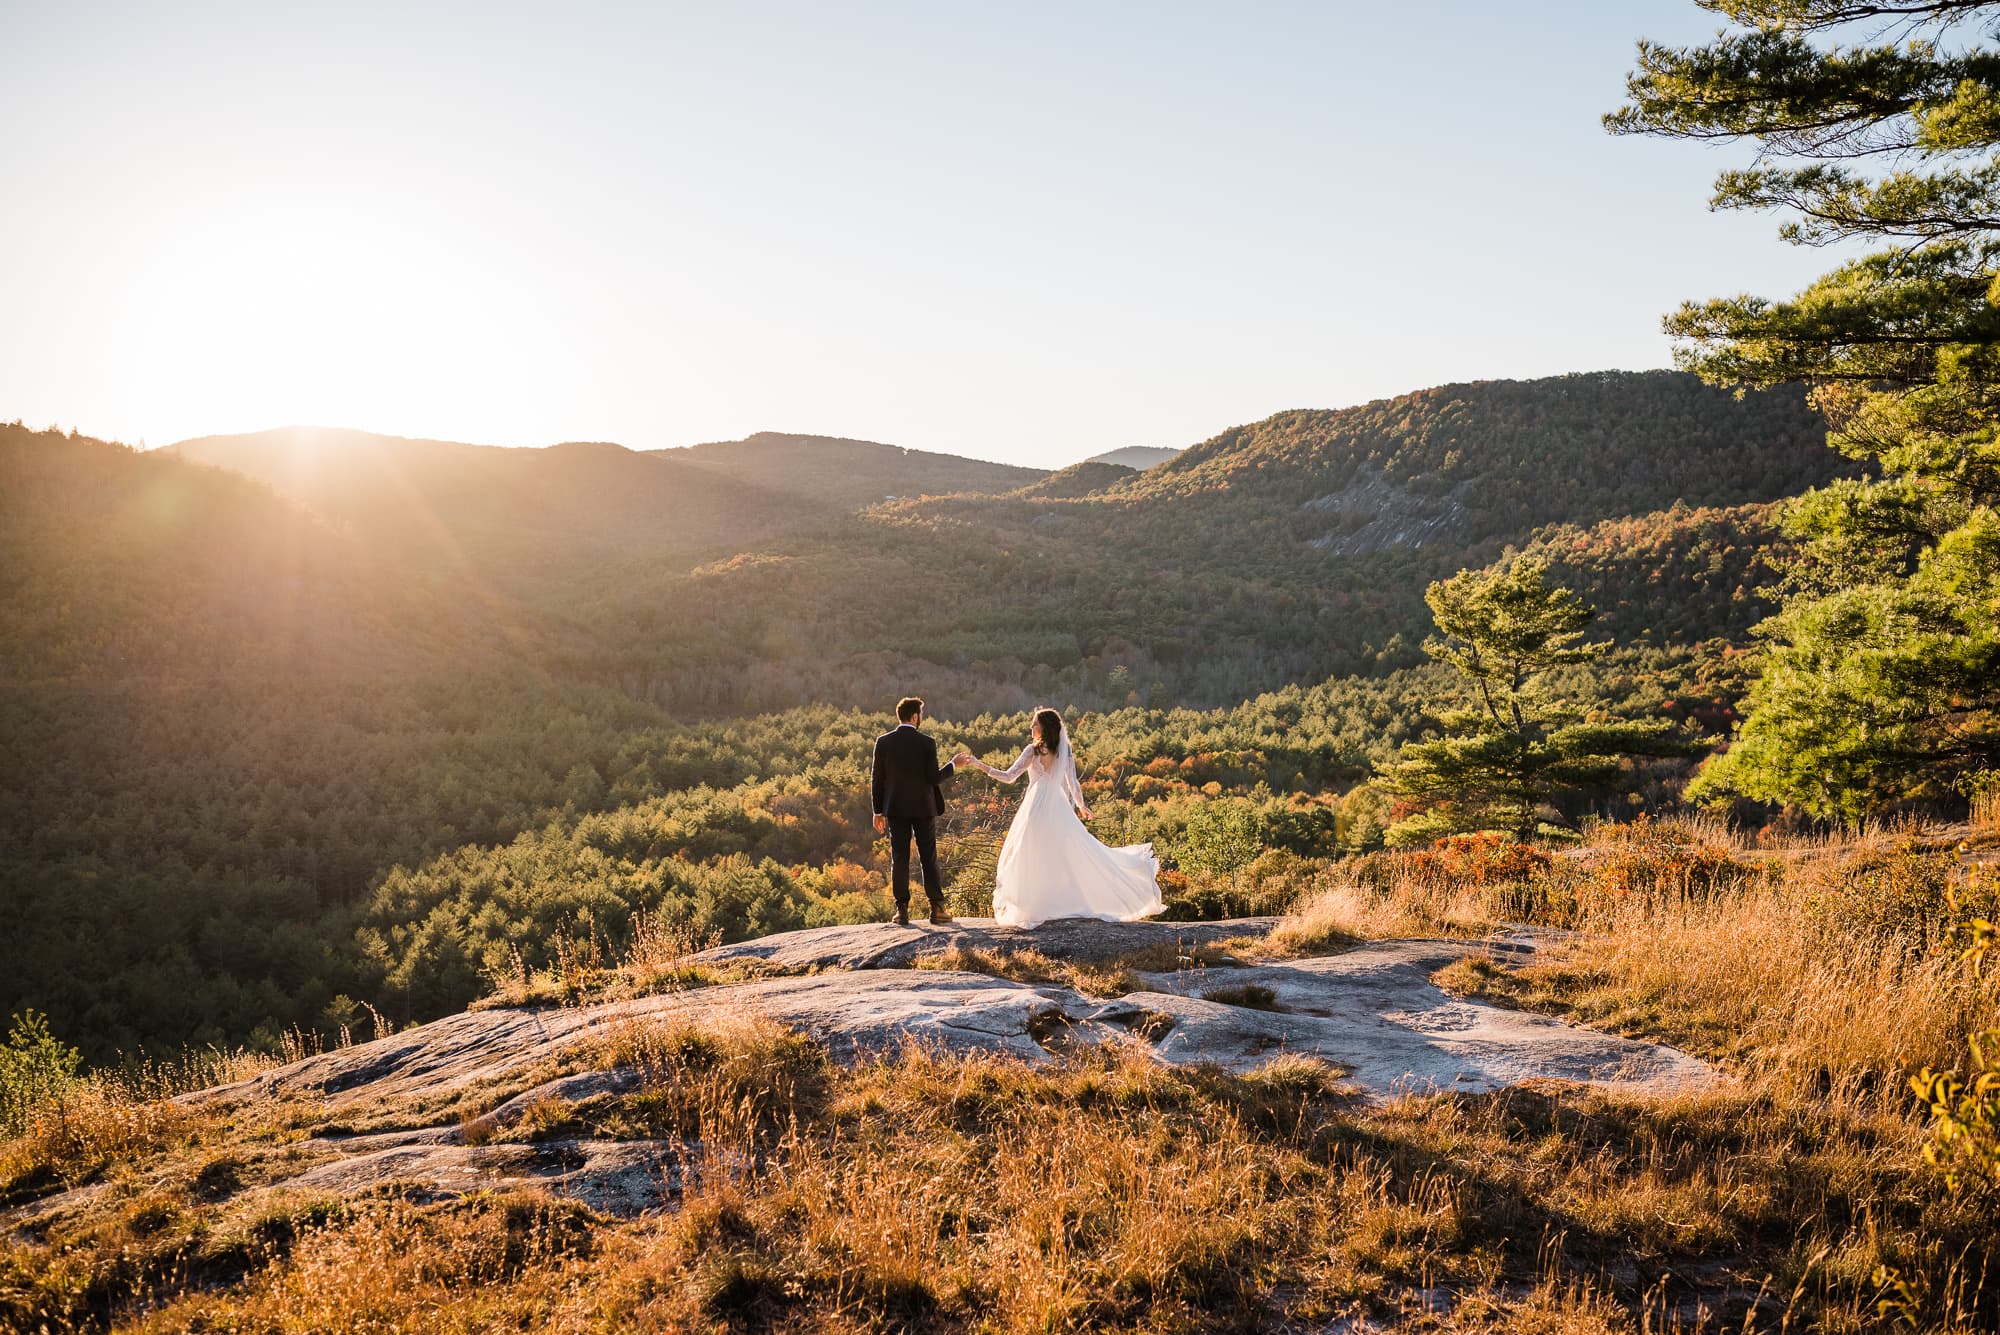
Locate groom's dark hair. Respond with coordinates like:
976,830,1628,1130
896,696,924,723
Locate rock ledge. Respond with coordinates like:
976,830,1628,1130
10,920,1718,1223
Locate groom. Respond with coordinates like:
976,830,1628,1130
871,696,956,926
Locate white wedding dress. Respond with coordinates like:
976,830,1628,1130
974,736,1164,928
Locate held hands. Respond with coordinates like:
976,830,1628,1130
952,752,975,768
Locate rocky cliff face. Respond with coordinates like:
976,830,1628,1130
1299,471,1473,555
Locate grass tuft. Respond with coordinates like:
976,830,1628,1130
1200,982,1283,1011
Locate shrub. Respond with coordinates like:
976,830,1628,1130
1403,832,1551,889
1797,844,1998,960
0,1012,81,1138
1168,800,1261,888
1904,879,2000,1191
1877,882,2000,1327
1911,898,2000,1192
1540,815,1756,926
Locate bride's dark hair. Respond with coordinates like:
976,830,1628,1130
1031,708,1064,756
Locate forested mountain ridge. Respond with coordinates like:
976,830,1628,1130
3,368,1851,1057
1,424,495,682
21,371,1843,722
1118,371,1834,538
662,431,1044,510
1522,501,1789,647
579,371,1844,714
166,427,819,597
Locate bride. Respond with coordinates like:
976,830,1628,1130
953,709,1164,928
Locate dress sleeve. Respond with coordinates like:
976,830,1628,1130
1061,745,1087,808
977,746,1035,784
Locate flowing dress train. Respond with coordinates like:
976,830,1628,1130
975,737,1164,928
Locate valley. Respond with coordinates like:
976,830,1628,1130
1,370,1838,1060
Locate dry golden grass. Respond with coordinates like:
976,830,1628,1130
24,1037,1988,1333
585,1011,827,1149
0,1041,283,1208
7,821,2000,1332
1198,982,1282,1011
1973,784,2000,838
1258,867,1491,955
0,1086,192,1202
1263,879,1440,952
118,1192,596,1334
1429,828,2000,1100
472,910,771,1011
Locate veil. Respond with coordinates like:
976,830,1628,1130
1055,730,1085,808
988,719,1160,928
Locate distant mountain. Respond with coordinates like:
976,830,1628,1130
577,370,1846,715
166,427,1046,597
167,426,812,594
1127,371,1835,543
664,431,1044,510
1087,445,1180,470
1013,460,1136,499
141,372,1842,711
2,424,482,681
3,370,1849,1059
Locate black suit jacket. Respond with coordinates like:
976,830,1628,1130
872,724,954,821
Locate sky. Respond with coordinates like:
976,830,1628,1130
1,2,1854,469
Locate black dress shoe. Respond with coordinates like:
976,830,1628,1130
928,899,953,924
895,905,910,927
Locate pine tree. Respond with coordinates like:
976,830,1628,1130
1613,1,2000,819
1379,560,1688,843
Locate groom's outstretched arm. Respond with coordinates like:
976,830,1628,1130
927,735,955,785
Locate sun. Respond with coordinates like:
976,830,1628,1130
122,195,533,443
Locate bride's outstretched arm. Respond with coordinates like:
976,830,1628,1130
958,746,1033,784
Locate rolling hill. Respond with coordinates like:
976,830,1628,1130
39,370,1844,722
663,431,1044,510
165,427,819,596
1087,445,1181,469
3,368,1850,1056
1117,371,1830,535
166,427,1050,604
568,370,1842,714
1014,460,1138,499
1,424,490,682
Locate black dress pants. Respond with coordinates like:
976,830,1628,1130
887,815,943,909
